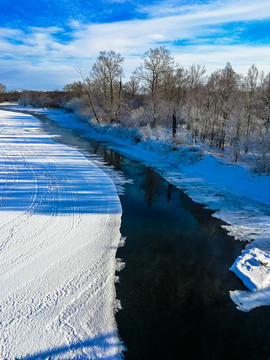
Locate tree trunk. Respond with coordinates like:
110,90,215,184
86,91,100,124
172,109,177,139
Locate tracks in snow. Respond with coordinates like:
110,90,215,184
0,110,122,359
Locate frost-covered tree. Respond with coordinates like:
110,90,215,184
57,52,270,175
260,72,270,131
184,64,206,144
226,92,246,162
205,63,240,150
243,65,260,153
161,65,188,138
250,130,270,175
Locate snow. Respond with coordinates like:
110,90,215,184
2,104,270,312
166,152,270,246
230,248,270,291
230,286,270,312
229,248,270,312
0,109,123,359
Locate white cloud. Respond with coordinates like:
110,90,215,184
1,0,270,89
0,28,24,39
172,44,270,74
138,0,270,21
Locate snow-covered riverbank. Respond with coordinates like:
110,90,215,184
0,109,123,359
4,105,270,313
2,105,270,312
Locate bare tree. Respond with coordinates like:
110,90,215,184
77,67,100,124
135,46,174,126
124,76,140,98
187,64,206,90
63,81,84,96
91,50,124,123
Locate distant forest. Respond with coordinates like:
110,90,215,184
1,46,270,174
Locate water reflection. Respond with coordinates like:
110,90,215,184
115,163,270,360
103,148,122,171
141,168,160,206
167,183,173,203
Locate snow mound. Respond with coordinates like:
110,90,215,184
230,248,270,291
230,248,270,311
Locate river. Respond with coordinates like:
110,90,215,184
4,108,270,360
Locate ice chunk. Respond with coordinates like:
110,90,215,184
230,248,270,291
230,287,270,312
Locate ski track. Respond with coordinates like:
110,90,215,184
0,110,123,359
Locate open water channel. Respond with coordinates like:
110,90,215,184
7,108,270,360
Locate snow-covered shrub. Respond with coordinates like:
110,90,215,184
176,145,204,164
65,97,92,123
173,128,191,146
140,124,153,140
93,123,142,144
138,135,204,164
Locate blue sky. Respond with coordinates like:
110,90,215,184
1,0,270,90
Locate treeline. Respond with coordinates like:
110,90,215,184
18,47,270,174
18,91,73,108
0,82,21,102
0,92,21,103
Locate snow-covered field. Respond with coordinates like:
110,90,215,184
2,104,270,313
0,109,123,359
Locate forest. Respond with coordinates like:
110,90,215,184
2,46,270,174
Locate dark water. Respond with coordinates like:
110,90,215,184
7,109,270,360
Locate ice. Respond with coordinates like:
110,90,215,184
230,287,270,312
229,248,270,311
230,248,270,291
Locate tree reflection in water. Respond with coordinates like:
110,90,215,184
141,168,160,206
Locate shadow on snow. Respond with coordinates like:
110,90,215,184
0,137,121,215
19,333,122,359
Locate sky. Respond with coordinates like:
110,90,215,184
1,0,270,90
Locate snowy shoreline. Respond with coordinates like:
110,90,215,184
0,109,123,359
2,104,270,312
